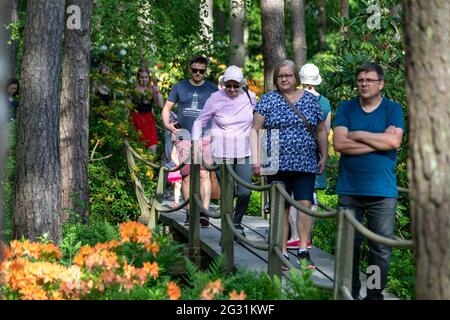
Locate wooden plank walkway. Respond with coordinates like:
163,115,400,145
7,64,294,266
158,198,397,300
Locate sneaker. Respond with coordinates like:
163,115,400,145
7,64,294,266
297,250,315,270
200,216,210,227
306,239,312,249
287,239,300,249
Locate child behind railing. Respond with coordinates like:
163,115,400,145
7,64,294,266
167,145,182,208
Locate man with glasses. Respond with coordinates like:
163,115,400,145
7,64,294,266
333,62,404,300
162,55,218,227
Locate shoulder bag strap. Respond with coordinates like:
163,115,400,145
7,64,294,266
279,91,316,139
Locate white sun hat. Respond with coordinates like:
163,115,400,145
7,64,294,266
299,63,322,85
223,65,244,83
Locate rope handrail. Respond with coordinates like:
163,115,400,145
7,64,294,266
123,139,161,169
156,198,190,214
276,184,336,218
224,213,269,250
163,160,187,173
273,246,334,290
343,210,413,248
193,193,221,218
202,159,220,172
225,163,271,191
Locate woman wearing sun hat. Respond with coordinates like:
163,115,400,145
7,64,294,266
193,65,257,237
285,63,332,251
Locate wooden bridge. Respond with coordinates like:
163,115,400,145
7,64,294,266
124,139,412,300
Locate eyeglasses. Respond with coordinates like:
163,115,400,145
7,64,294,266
225,84,240,89
191,68,206,74
277,74,294,80
357,78,381,85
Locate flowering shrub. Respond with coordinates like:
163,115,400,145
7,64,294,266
0,222,249,300
0,222,161,300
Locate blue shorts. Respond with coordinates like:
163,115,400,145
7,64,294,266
267,171,316,206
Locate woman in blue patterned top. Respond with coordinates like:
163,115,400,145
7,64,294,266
250,60,328,269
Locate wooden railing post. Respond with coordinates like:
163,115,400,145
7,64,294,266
267,182,285,278
333,208,355,300
220,163,235,273
148,166,165,229
185,143,201,268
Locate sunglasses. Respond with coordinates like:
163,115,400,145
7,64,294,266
191,68,206,74
225,84,240,89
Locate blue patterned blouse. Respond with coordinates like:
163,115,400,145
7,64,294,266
255,90,323,173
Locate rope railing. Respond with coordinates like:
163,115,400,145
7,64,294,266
123,139,161,169
224,213,269,250
225,163,271,191
275,184,336,218
343,210,413,248
202,159,220,172
123,135,414,299
156,198,190,214
162,160,187,173
193,193,221,218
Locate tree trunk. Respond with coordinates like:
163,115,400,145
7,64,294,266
291,0,307,67
340,0,349,18
405,0,450,299
5,0,19,78
60,0,93,223
0,0,10,261
229,0,246,67
318,0,327,51
13,0,65,243
200,0,214,50
215,5,225,35
260,0,287,91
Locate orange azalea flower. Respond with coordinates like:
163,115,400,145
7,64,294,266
119,221,152,245
167,281,181,300
142,261,159,279
200,279,224,300
229,290,247,300
144,242,159,256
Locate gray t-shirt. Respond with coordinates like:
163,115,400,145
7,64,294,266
168,79,218,133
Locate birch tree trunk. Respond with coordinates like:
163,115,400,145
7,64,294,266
13,0,65,243
405,0,450,299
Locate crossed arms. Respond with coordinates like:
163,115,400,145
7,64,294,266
333,125,403,155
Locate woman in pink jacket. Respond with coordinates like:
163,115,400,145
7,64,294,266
193,65,256,236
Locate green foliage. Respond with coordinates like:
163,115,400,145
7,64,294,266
246,191,261,217
88,161,141,224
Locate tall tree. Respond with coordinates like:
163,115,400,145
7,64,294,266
60,0,93,223
291,0,307,67
260,0,286,91
200,0,214,50
5,0,19,78
317,0,327,51
340,0,349,18
405,0,450,299
229,0,246,67
13,0,65,243
0,0,10,261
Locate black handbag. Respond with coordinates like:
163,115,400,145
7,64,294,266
280,91,320,161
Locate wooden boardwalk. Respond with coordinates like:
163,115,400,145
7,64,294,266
158,198,397,300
